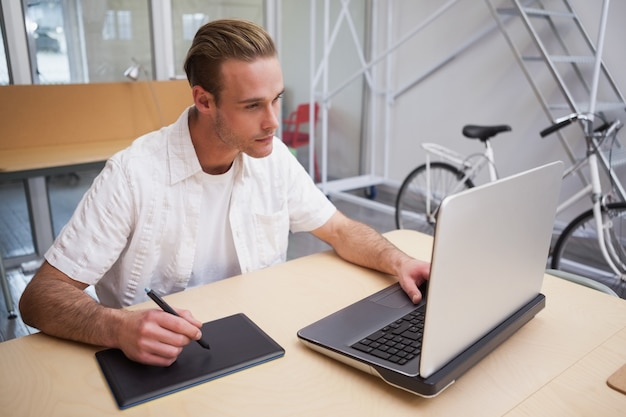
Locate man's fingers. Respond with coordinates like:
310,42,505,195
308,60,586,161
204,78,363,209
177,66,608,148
177,309,203,329
161,311,202,341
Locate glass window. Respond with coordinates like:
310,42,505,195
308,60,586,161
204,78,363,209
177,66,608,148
24,0,69,83
0,180,33,259
48,170,99,237
0,22,9,85
170,0,264,78
23,0,152,84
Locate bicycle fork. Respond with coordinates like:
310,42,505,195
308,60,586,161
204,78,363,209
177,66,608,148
589,153,626,278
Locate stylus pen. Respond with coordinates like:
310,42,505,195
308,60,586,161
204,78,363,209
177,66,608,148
145,288,211,349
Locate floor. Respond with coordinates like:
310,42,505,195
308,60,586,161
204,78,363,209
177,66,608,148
2,164,625,342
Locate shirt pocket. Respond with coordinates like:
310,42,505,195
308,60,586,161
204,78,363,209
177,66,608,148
254,207,289,268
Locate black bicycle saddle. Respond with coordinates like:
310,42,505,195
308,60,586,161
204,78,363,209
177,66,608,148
462,125,512,142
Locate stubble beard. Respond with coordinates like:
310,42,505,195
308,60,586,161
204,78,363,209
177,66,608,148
214,110,273,159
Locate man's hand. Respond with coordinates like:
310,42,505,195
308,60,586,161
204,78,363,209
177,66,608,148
20,261,205,367
396,258,431,304
116,308,203,366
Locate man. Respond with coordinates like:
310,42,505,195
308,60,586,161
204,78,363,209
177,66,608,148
19,19,429,367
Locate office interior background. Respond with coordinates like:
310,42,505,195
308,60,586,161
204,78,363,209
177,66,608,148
2,0,625,210
1,0,626,338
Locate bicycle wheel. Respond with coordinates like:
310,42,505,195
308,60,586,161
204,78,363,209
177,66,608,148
395,162,474,234
551,202,626,281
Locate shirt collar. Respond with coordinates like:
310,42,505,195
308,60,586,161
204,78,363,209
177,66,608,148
166,106,251,185
167,106,203,185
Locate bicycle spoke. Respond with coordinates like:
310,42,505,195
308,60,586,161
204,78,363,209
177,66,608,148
552,203,626,282
395,162,473,234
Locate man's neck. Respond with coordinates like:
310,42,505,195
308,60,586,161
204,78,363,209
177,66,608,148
188,107,239,175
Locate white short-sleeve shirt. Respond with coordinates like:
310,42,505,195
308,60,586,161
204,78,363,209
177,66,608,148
45,107,336,307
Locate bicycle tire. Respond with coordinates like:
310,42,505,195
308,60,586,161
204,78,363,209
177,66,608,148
551,202,626,281
395,162,474,234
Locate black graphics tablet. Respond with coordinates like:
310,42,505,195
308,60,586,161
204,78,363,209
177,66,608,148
96,313,285,409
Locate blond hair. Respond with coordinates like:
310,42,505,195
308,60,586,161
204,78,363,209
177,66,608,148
184,19,277,104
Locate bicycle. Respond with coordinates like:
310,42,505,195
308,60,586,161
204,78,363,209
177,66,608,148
541,113,626,281
395,113,626,282
394,123,512,234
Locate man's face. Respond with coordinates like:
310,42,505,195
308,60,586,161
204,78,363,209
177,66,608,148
212,57,284,159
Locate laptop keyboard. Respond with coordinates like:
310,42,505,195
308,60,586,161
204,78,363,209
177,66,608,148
350,306,425,365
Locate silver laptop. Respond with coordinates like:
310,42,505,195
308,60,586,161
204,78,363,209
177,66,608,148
297,161,564,397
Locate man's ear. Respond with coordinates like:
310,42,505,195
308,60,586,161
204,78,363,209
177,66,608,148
192,85,214,113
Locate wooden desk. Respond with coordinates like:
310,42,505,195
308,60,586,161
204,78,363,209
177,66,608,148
0,230,625,416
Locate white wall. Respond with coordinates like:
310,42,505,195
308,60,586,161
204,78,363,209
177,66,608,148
280,0,626,225
388,0,625,221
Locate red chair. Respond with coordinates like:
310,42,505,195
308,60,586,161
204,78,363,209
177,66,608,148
282,102,320,181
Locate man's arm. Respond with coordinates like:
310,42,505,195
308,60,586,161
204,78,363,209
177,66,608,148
19,261,204,366
311,211,430,303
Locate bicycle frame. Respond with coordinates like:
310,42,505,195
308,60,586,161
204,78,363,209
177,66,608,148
555,152,624,276
422,141,497,220
548,116,626,278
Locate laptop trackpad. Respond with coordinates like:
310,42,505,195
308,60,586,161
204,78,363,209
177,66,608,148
372,285,412,308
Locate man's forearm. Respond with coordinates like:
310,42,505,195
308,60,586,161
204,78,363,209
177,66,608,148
330,218,411,276
314,211,430,304
19,269,122,348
